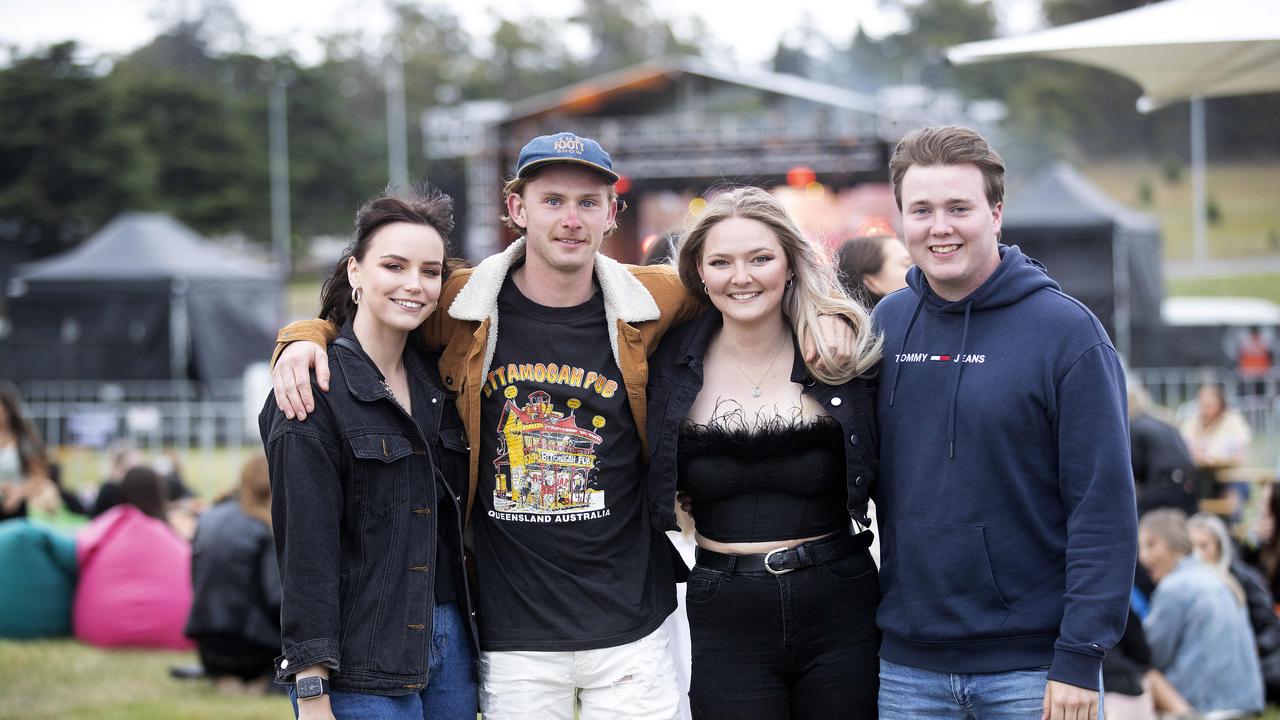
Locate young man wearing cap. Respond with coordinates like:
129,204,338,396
270,131,854,718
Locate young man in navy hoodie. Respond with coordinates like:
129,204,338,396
872,126,1137,720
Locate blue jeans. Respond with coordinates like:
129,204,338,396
879,659,1103,720
290,602,477,719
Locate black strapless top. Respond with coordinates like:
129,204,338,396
677,416,849,543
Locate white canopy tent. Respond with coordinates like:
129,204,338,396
947,0,1280,262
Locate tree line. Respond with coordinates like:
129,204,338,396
2,0,1276,262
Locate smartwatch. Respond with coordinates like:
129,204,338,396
295,675,331,700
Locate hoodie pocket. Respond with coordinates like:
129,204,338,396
897,521,1010,640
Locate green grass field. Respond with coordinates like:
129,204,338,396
52,445,259,502
0,639,289,720
3,638,1278,719
1168,273,1280,305
1081,162,1280,262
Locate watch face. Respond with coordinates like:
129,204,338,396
296,676,324,698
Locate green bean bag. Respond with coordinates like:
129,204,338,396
0,518,78,638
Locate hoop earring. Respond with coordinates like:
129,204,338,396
702,282,708,295
785,277,794,289
351,286,362,304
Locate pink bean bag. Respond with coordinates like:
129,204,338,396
73,505,194,649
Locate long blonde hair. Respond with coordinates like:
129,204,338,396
675,186,881,383
1188,512,1246,606
1142,509,1244,607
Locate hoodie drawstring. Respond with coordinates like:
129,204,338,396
946,301,973,459
888,293,927,408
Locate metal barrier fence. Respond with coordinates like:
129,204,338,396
15,367,1280,474
1131,368,1280,468
20,380,256,450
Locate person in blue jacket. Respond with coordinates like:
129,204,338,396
872,126,1137,720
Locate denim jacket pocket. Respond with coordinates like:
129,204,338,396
349,433,413,518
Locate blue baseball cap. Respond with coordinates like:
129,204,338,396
514,132,620,183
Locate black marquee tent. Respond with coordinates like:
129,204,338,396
5,212,283,383
1001,163,1165,362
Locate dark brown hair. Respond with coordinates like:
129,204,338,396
889,126,1006,210
121,466,168,523
836,236,892,308
0,383,48,478
319,184,457,329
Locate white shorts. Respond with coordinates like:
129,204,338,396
478,623,682,720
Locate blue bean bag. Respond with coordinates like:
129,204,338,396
0,518,78,638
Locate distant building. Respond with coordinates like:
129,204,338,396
424,57,981,262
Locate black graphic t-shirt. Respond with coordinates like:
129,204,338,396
473,277,675,651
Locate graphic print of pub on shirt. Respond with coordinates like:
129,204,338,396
487,363,618,523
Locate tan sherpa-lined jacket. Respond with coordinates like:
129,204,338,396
273,238,700,524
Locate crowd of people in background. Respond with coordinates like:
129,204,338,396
0,381,281,693
2,125,1279,720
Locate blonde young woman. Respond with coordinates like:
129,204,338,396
645,187,882,719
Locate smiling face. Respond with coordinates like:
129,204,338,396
697,216,791,327
507,164,617,279
348,221,446,336
900,163,1003,302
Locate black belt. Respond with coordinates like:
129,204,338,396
694,528,872,576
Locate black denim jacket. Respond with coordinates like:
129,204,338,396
259,323,476,694
645,310,879,532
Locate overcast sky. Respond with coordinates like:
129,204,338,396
1,0,1044,67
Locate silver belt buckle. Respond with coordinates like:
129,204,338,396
764,547,794,575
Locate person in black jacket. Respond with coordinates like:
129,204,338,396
1189,511,1280,701
185,455,280,693
647,187,883,718
260,186,477,720
1128,382,1198,517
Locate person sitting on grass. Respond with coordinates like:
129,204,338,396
184,455,281,695
1139,508,1264,718
74,466,194,650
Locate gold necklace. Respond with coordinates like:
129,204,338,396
730,339,788,398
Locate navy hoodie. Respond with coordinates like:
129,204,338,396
871,244,1137,690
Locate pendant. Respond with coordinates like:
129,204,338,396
752,387,762,398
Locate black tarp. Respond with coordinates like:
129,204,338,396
1001,163,1165,361
5,213,282,382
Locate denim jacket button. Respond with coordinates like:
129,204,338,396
849,434,858,445
830,397,842,406
431,397,438,404
280,659,289,669
854,475,865,487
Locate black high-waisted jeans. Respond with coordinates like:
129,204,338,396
685,531,880,720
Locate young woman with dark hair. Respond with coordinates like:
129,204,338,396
835,219,912,309
261,185,479,719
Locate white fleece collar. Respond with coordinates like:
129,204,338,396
447,238,661,376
